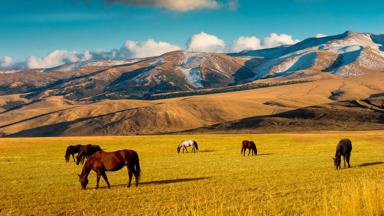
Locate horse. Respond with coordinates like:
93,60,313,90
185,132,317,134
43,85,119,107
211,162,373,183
76,144,102,165
65,144,84,162
177,140,199,154
78,149,141,190
333,138,352,170
241,140,257,156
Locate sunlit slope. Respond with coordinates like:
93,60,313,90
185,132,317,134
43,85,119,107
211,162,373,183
0,73,384,136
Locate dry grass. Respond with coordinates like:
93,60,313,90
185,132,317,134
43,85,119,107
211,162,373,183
2,73,384,136
1,132,384,215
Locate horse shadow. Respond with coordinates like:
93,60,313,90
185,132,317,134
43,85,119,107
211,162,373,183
96,177,211,189
357,162,384,167
199,149,215,153
257,153,274,156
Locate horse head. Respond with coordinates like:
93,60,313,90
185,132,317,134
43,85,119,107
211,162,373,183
333,157,341,170
64,147,70,162
76,154,83,165
78,174,88,190
177,146,181,154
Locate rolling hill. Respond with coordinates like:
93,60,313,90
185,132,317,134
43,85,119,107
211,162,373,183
0,31,384,136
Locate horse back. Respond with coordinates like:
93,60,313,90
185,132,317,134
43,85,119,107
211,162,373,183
92,150,138,171
242,140,255,148
336,139,352,156
242,140,249,147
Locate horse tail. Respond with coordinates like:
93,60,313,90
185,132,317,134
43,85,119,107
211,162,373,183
194,141,199,151
134,152,141,182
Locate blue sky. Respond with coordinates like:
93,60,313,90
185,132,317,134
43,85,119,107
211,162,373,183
1,0,384,67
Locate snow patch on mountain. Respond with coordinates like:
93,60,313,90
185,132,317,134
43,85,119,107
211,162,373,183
179,52,204,88
179,67,203,88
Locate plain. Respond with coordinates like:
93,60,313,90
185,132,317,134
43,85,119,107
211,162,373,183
1,132,384,215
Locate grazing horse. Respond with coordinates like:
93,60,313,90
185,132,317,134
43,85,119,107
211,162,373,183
76,144,102,165
177,140,199,154
241,140,257,156
78,149,141,190
65,144,83,162
333,138,352,170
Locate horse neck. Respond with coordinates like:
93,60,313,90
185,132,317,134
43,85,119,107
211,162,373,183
335,149,342,158
77,148,87,161
80,158,92,178
65,148,71,160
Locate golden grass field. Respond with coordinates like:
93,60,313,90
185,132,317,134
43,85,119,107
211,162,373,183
1,132,384,215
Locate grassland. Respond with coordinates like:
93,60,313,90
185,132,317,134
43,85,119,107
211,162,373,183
1,132,384,215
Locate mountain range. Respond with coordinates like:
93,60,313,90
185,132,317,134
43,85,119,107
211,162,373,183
1,31,384,136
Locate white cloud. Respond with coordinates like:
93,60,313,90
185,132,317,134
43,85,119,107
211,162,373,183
26,50,90,69
263,33,300,48
20,39,180,69
3,32,302,69
0,56,14,67
105,0,220,11
187,32,226,52
230,36,261,52
315,33,327,38
123,39,181,58
229,34,300,52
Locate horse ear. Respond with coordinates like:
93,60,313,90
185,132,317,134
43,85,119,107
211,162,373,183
78,174,81,177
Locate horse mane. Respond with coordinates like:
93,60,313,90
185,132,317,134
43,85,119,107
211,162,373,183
76,147,87,164
65,146,71,162
80,157,92,178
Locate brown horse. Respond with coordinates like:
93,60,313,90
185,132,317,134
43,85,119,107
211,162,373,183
65,144,84,162
76,144,102,165
241,140,257,156
78,149,141,190
333,138,352,170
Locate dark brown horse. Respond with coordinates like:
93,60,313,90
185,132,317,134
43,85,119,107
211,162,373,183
333,138,352,170
76,144,102,165
241,140,257,156
78,149,141,190
65,144,84,162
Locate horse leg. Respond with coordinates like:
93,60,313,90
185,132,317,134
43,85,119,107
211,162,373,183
96,172,101,189
248,148,251,156
72,154,75,162
184,146,188,153
127,168,133,188
343,156,346,168
346,154,351,168
101,171,111,189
